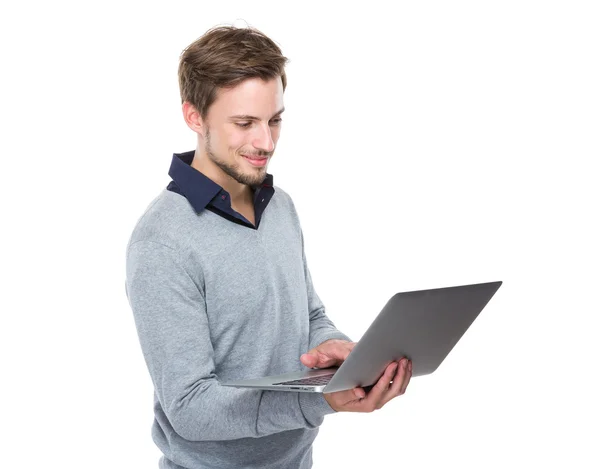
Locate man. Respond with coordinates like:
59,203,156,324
125,25,412,469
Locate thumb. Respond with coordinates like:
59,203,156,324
300,352,318,368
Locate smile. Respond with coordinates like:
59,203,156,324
242,155,268,167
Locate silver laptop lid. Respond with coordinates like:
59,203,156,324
323,281,502,393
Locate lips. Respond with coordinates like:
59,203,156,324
242,154,267,161
242,154,268,167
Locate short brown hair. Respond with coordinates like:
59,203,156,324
178,25,289,120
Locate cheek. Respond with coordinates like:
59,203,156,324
210,127,241,150
227,131,249,152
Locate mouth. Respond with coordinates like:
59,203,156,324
242,154,269,168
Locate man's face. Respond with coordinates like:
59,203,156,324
201,77,284,187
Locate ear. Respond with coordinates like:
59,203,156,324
182,102,205,136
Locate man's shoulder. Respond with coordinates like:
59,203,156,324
126,188,197,252
271,185,296,211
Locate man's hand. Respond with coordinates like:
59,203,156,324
300,339,357,369
300,339,413,413
323,358,412,412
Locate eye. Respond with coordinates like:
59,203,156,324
270,118,283,126
235,122,251,128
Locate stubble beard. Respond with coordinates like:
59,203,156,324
205,128,268,187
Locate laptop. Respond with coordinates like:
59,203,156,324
221,281,502,393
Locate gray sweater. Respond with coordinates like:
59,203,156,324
125,187,352,469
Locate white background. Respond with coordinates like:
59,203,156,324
1,1,599,468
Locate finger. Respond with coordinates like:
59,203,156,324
300,353,319,368
301,350,336,368
384,359,408,400
376,359,407,408
361,362,399,410
399,360,412,395
353,387,366,400
302,341,356,368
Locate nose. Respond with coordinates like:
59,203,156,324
252,123,275,154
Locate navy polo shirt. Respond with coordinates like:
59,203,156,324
166,150,275,229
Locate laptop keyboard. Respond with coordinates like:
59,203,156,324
273,374,334,386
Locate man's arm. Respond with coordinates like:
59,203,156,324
125,240,334,442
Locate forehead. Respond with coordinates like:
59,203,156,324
210,77,284,118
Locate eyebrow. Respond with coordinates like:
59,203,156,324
229,107,285,121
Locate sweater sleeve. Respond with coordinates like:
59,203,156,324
125,240,335,442
300,230,354,351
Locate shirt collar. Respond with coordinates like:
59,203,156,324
168,150,274,214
